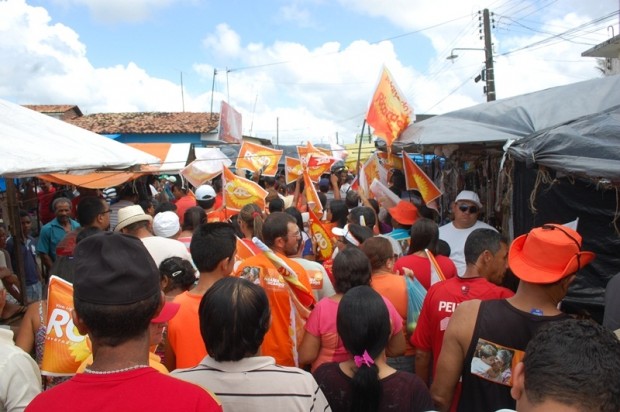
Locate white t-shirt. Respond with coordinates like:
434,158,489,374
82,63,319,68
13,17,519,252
439,220,497,276
292,257,336,301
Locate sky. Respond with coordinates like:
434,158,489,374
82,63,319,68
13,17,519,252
1,0,618,145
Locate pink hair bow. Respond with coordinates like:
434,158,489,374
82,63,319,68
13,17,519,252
353,350,375,368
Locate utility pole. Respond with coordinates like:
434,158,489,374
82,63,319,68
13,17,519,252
180,72,185,112
482,9,496,101
210,68,217,120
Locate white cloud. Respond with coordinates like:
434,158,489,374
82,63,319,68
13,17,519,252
278,3,316,28
1,0,616,146
202,24,243,59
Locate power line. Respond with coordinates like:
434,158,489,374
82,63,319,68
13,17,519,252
498,11,619,57
422,66,484,113
226,14,472,73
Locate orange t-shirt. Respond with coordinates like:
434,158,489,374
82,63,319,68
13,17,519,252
234,252,315,367
167,291,206,369
371,272,414,356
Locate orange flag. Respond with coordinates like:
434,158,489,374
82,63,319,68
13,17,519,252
366,65,413,146
297,142,332,164
42,276,90,376
307,209,335,261
306,154,336,183
222,166,269,212
377,151,403,171
285,157,303,184
236,141,282,177
235,236,256,262
303,170,323,215
402,151,442,204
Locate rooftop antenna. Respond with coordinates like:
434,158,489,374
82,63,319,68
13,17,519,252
180,71,185,112
249,93,258,136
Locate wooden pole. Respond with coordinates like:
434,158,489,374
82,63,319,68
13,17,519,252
356,120,367,170
5,178,26,305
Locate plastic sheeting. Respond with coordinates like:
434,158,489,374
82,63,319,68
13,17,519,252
508,105,620,185
512,163,620,323
398,74,620,147
0,99,160,177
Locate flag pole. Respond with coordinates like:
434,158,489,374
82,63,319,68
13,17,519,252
356,120,367,171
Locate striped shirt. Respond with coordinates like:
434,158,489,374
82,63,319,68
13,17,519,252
171,356,331,412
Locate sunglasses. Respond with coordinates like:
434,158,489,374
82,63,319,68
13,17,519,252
458,204,479,214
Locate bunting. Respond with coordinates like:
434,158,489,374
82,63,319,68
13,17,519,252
236,141,282,177
307,209,335,261
222,166,269,212
366,65,413,146
402,151,442,204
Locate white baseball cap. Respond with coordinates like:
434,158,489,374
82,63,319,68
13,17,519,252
454,190,482,208
195,184,216,201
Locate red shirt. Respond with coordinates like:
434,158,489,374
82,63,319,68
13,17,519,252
411,276,514,374
394,254,457,290
26,367,222,411
174,195,197,225
37,187,57,224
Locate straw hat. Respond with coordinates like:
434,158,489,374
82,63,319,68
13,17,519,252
114,205,152,232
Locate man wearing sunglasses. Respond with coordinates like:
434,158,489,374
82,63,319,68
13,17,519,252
439,190,496,277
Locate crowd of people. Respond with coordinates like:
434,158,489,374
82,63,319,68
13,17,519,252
0,166,619,412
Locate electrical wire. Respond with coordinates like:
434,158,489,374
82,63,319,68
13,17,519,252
422,66,484,113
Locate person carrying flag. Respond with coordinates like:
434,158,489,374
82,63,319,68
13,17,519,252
234,212,316,367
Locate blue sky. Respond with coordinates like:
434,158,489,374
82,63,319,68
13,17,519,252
1,0,618,144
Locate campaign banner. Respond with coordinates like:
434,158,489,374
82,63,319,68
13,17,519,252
285,157,303,185
366,65,413,146
306,154,336,183
402,150,442,204
218,101,243,144
303,170,323,215
41,276,90,376
307,209,335,261
222,166,268,212
236,141,282,177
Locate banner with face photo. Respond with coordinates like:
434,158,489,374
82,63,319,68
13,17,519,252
470,338,524,387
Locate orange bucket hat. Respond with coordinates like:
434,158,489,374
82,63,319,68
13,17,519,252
508,224,595,284
388,201,419,226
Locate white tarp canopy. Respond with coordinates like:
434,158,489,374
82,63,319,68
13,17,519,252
398,75,620,147
0,99,160,177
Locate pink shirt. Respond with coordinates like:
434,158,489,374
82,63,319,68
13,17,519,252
304,295,403,371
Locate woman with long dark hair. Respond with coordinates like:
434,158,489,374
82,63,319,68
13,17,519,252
326,199,348,230
394,217,457,290
299,248,405,372
313,286,433,412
